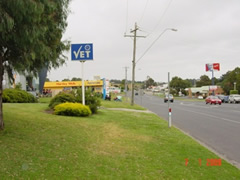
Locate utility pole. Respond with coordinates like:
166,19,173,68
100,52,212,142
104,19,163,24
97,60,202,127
125,22,145,106
123,66,129,97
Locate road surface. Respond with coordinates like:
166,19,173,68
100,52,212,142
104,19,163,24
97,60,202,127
134,93,240,168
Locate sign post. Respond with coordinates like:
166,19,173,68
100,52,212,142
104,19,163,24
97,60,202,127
71,43,93,105
206,63,220,95
81,61,85,105
168,72,172,128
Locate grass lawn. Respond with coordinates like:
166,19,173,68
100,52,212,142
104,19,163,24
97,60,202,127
101,93,146,110
0,102,240,179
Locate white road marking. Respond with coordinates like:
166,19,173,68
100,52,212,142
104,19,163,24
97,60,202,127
176,107,240,125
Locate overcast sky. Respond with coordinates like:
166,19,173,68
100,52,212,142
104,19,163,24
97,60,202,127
48,0,240,82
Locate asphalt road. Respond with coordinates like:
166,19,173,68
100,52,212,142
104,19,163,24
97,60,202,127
134,93,240,168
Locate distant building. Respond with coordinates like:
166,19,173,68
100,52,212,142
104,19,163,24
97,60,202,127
3,71,39,91
188,85,224,98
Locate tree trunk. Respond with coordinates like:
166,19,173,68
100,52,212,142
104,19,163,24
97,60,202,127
0,56,4,130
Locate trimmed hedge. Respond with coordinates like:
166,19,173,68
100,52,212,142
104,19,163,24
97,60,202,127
230,90,238,95
49,92,76,109
54,102,91,117
3,89,37,103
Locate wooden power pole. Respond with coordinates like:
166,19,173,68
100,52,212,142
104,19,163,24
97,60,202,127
125,22,145,106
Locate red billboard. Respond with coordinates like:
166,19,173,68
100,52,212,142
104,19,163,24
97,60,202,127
206,63,220,71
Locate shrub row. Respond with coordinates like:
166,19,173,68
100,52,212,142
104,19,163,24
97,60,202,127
3,89,38,103
49,89,101,114
54,102,91,117
230,90,238,95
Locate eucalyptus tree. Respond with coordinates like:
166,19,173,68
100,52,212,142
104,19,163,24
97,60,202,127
0,0,70,130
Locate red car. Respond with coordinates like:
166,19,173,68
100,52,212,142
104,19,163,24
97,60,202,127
205,96,222,105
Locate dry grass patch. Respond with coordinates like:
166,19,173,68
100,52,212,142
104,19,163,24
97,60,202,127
87,123,151,156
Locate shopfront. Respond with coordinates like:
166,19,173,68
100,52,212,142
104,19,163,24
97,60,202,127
43,80,103,96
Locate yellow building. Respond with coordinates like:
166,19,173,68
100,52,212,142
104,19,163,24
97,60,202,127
44,80,103,96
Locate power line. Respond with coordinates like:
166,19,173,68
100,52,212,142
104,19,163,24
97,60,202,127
136,28,177,64
150,0,174,34
139,0,150,25
125,0,129,34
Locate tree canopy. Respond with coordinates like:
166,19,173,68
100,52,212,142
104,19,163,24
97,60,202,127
170,76,191,94
0,0,70,77
71,77,82,81
220,67,240,95
146,77,157,88
196,75,211,87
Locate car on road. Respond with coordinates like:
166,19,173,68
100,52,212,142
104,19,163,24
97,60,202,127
223,95,229,103
217,95,225,102
205,96,222,105
198,95,204,99
164,94,174,103
228,94,240,103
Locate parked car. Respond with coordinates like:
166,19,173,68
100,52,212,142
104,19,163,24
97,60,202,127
228,94,240,103
223,96,229,103
198,95,204,99
217,95,225,102
205,96,222,105
164,94,174,103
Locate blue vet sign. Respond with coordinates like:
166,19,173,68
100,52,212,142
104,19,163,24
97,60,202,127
71,43,93,61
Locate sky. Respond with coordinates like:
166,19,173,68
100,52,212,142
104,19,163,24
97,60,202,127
48,0,240,83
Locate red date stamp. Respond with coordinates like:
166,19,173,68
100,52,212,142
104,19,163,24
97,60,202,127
185,158,221,166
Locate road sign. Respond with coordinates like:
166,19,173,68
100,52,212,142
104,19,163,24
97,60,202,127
71,43,93,61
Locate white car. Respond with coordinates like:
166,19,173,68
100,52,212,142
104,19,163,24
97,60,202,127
229,94,240,103
198,95,203,99
164,94,174,103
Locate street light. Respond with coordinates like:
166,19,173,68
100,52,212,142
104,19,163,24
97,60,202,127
234,82,237,90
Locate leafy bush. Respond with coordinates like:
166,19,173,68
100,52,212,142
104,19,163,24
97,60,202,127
3,89,37,103
230,90,238,95
54,102,91,117
74,89,101,114
49,92,76,109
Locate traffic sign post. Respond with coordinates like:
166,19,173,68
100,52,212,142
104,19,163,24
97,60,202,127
168,72,172,128
71,43,93,105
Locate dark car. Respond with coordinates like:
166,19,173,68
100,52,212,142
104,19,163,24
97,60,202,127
205,96,222,105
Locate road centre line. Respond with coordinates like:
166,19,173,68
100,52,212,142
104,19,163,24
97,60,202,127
175,107,240,125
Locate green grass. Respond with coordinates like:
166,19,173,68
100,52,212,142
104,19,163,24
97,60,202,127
38,97,52,104
0,103,240,179
101,93,146,110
